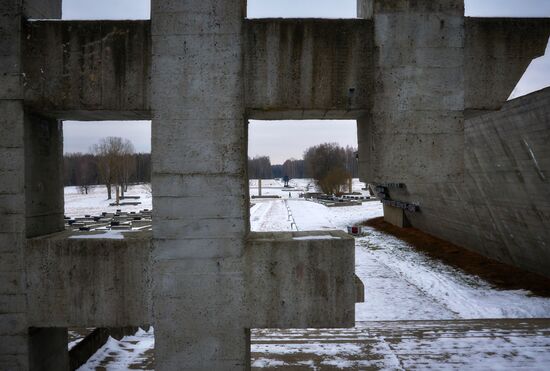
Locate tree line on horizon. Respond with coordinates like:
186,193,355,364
65,139,357,196
64,137,151,197
249,144,358,195
249,144,358,180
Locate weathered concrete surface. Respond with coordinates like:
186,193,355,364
362,0,465,184
387,88,550,277
151,0,250,369
357,0,374,20
23,0,61,20
246,231,355,328
465,18,550,113
25,232,152,328
24,113,64,238
245,19,372,120
28,327,68,371
23,21,151,120
1,2,61,369
382,204,409,228
251,319,550,369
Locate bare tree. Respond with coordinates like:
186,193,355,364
91,137,135,200
303,143,351,195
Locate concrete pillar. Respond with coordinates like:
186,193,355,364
371,0,465,184
28,328,68,371
383,204,410,228
0,1,61,370
0,1,29,369
356,115,373,183
357,0,374,19
151,0,249,369
24,113,64,238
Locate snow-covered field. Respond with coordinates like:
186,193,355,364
66,180,550,370
65,184,152,218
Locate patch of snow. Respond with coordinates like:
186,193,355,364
293,236,341,240
69,231,125,240
77,327,154,371
64,184,152,218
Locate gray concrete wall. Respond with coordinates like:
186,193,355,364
25,233,152,328
465,18,550,114
0,1,29,369
24,113,64,238
28,328,68,371
357,0,374,19
389,88,550,277
23,0,61,19
246,231,355,329
244,19,372,120
151,0,250,369
23,20,151,120
360,0,465,184
1,1,61,369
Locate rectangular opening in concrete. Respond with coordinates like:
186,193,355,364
62,0,151,20
58,119,154,368
247,0,357,19
248,119,368,232
62,120,152,220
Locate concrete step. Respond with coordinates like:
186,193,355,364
251,319,550,369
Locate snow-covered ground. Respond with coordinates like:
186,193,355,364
68,180,550,370
65,184,152,218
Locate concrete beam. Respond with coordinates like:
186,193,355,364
25,233,152,328
22,20,151,121
246,231,356,329
23,0,61,19
25,230,357,332
465,18,550,114
245,19,373,120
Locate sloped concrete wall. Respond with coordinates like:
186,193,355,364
389,88,550,277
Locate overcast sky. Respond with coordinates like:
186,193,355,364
62,0,550,163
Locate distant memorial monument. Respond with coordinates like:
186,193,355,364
283,175,290,187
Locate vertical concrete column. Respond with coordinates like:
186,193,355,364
0,1,61,369
0,1,29,369
151,1,249,370
357,0,374,19
371,0,465,184
356,114,373,183
24,113,64,238
28,328,68,371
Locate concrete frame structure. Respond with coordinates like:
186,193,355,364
1,0,550,370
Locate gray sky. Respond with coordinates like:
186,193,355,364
62,0,550,162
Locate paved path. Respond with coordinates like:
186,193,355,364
251,319,550,370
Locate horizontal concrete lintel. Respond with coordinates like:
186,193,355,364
247,109,368,121
23,20,151,119
29,109,152,121
26,230,359,329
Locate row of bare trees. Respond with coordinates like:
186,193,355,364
249,144,358,195
304,143,355,195
64,137,151,199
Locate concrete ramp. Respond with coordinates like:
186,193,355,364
251,319,550,369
